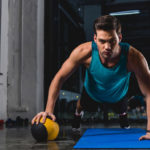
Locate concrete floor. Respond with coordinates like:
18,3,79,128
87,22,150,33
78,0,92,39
0,122,149,150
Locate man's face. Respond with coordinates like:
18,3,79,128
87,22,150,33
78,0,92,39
94,29,122,60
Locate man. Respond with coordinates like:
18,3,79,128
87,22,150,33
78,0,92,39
32,15,150,140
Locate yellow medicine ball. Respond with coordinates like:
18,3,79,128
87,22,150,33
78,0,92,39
31,116,59,141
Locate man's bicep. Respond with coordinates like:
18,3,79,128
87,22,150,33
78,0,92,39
56,42,90,80
57,58,79,80
135,71,150,96
134,54,150,95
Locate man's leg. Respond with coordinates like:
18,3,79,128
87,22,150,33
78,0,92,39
72,87,99,131
72,99,84,131
111,97,130,129
76,99,84,115
119,112,130,129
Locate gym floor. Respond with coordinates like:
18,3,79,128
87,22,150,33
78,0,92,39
0,122,149,150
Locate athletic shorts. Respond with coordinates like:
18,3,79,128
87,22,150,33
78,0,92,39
80,87,128,114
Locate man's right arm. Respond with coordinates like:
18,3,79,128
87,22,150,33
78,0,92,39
31,42,92,124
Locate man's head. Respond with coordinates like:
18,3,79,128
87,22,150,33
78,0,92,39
93,15,121,35
93,15,122,60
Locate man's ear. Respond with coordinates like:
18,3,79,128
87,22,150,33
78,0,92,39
94,34,97,42
118,33,122,42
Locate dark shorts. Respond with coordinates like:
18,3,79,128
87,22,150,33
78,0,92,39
80,87,128,114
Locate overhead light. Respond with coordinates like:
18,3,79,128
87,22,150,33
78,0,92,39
109,10,140,16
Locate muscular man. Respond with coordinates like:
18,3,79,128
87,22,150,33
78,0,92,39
32,15,150,140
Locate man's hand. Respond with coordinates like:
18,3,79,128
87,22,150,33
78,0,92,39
139,132,150,140
31,112,56,125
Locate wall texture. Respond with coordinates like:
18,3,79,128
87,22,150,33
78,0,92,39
0,0,8,120
7,0,44,120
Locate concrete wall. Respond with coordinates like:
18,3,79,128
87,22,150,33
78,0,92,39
0,0,9,120
6,0,44,120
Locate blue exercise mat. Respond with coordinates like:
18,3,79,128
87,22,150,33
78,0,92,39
74,128,150,148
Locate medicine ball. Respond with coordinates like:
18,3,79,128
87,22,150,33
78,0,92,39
31,116,59,142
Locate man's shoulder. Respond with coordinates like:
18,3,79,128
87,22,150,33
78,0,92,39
69,41,92,64
78,41,92,51
74,41,92,57
128,46,142,59
127,46,145,72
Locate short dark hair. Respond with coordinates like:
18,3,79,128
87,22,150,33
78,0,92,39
93,15,121,35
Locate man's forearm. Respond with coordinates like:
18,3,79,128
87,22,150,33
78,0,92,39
45,76,64,113
146,96,150,130
45,96,56,114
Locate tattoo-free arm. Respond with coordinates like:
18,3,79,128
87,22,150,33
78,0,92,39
128,47,150,140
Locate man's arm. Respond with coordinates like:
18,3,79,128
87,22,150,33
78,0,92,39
128,46,150,140
32,42,92,124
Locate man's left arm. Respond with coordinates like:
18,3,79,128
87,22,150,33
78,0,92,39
128,46,150,140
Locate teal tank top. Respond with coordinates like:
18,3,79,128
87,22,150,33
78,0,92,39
84,41,131,103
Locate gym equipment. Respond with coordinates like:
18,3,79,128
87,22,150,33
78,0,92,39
31,116,59,142
74,128,150,148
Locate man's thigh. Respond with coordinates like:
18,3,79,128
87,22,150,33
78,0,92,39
80,88,100,112
109,96,128,114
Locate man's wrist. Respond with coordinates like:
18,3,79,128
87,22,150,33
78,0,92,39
146,130,150,133
45,111,53,114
